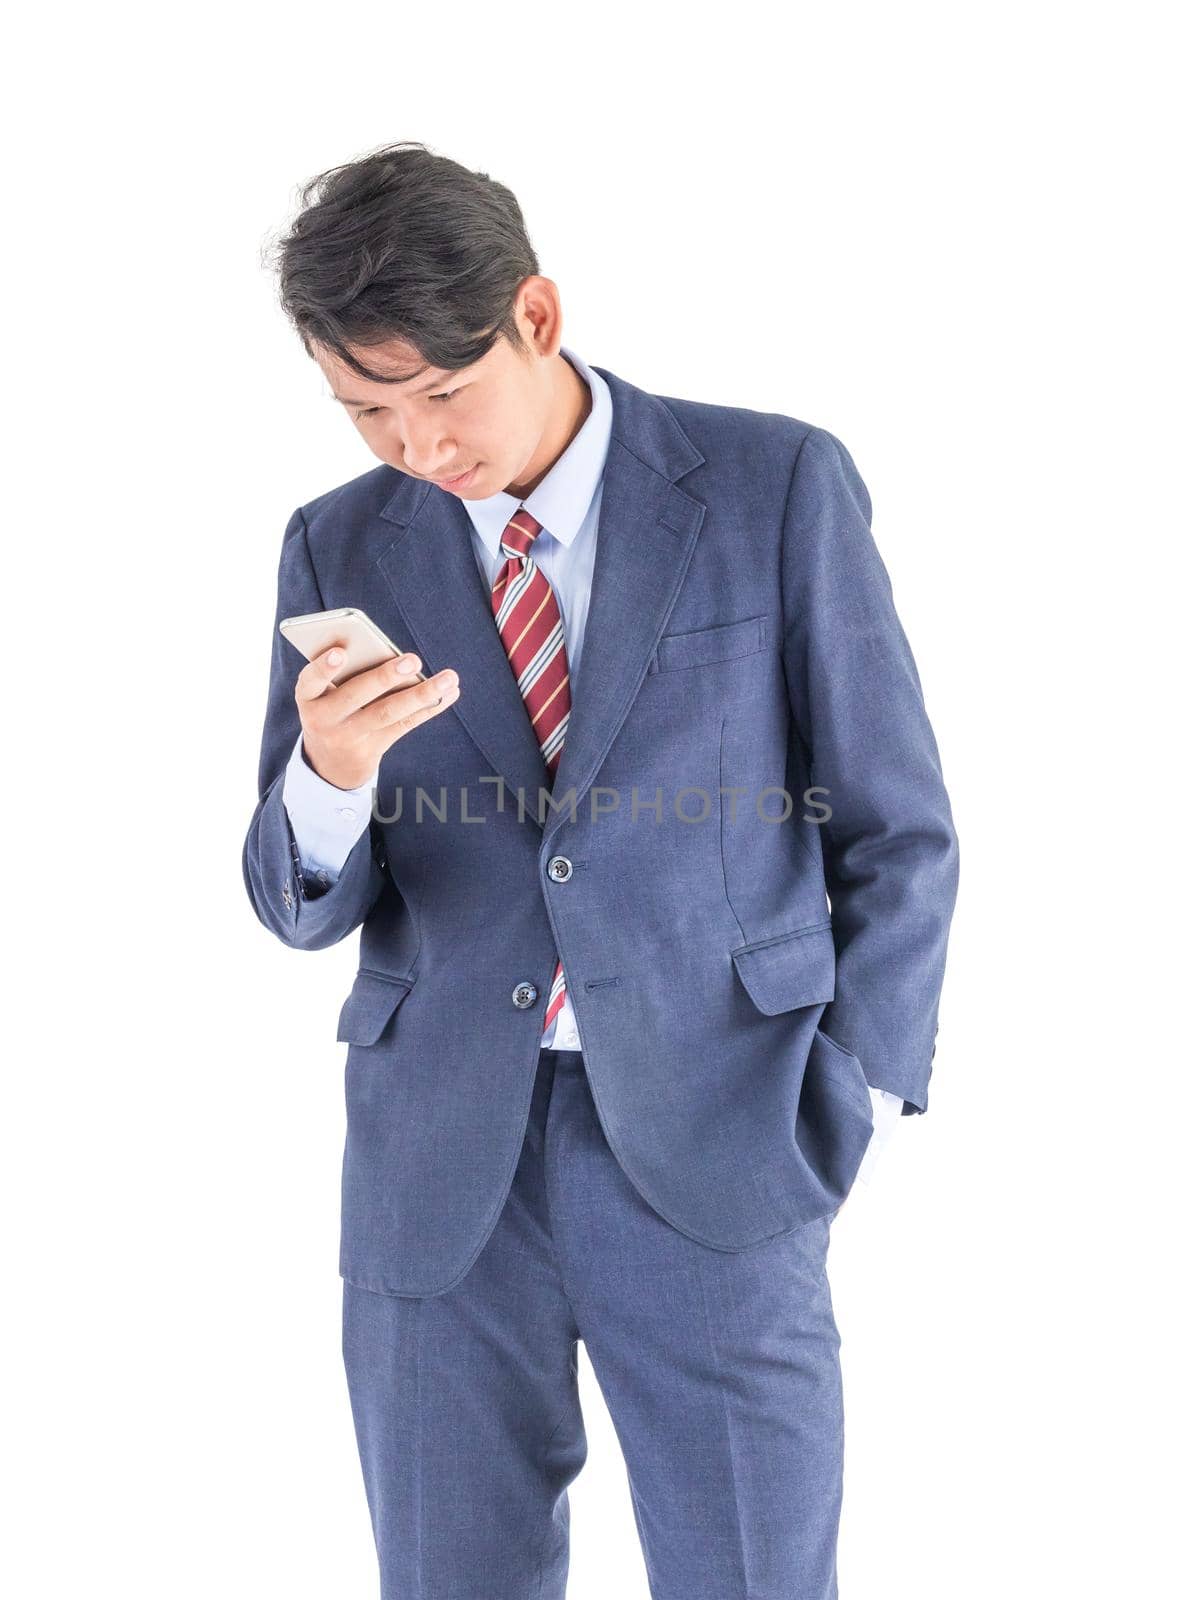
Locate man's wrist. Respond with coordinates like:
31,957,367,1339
283,731,377,876
298,736,378,794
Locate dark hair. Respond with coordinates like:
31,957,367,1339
264,140,540,385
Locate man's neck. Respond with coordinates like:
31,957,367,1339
506,353,592,499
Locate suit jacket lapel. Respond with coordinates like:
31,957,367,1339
375,485,547,811
373,363,707,847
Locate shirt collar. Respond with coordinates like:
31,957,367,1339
459,344,612,560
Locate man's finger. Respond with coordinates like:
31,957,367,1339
344,673,459,741
334,651,428,715
295,643,350,704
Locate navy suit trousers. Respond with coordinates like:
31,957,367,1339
342,1047,847,1599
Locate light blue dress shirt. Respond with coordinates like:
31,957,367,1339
282,345,903,1173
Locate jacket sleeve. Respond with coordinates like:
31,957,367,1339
241,505,387,950
781,426,960,1113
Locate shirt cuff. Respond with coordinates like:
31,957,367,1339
281,731,377,879
856,1086,905,1186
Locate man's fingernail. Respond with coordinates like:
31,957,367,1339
328,648,344,666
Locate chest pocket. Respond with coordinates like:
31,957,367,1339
648,614,767,674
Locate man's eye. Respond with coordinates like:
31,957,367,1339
353,387,460,421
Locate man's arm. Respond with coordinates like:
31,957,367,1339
782,426,960,1114
282,729,376,885
241,506,387,949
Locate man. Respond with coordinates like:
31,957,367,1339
244,139,959,1599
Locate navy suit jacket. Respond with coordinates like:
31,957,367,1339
243,361,960,1297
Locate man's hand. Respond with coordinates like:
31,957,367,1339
295,645,461,790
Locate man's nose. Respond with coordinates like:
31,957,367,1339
396,418,454,476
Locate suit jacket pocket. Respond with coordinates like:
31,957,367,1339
730,921,836,1014
336,969,415,1045
649,614,767,673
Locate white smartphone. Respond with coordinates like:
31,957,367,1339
278,607,438,698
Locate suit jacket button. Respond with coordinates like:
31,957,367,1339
547,855,573,882
512,981,539,1009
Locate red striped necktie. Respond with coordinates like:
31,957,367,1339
490,507,571,1034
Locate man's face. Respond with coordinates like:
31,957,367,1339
313,329,554,500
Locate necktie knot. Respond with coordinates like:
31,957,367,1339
499,507,544,561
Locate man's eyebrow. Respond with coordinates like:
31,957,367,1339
330,371,448,406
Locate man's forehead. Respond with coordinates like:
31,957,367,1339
316,342,438,390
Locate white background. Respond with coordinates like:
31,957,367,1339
4,4,1191,1595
